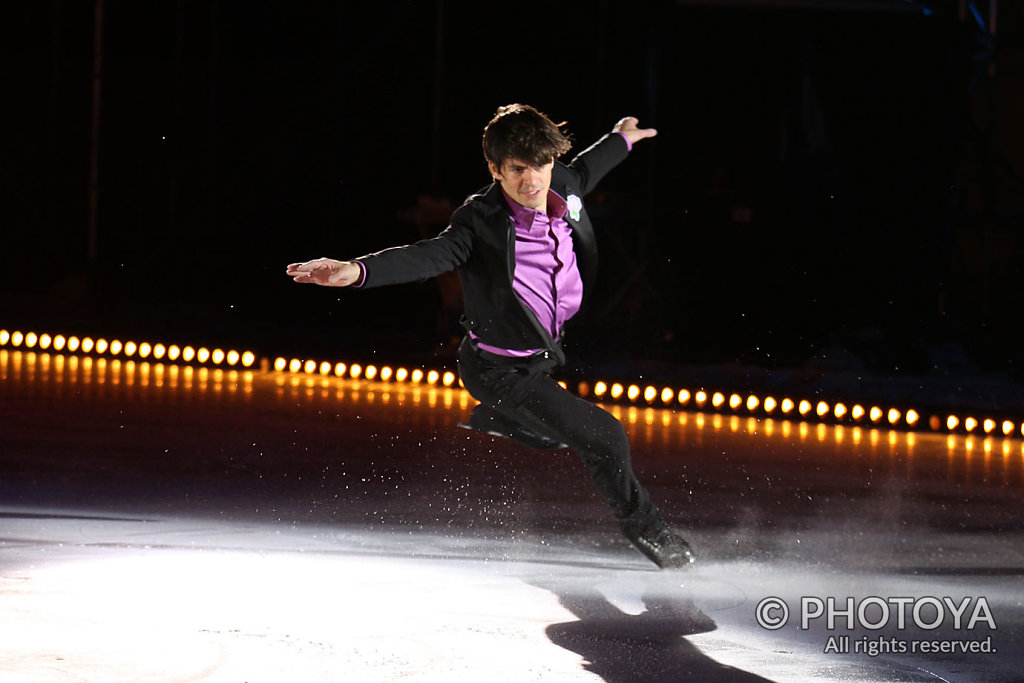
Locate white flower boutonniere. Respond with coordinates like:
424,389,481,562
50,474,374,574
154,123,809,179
567,194,583,222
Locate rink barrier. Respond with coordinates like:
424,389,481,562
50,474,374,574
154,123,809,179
2,326,1022,441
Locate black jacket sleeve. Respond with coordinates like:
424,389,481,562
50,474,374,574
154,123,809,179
354,211,475,289
565,133,631,196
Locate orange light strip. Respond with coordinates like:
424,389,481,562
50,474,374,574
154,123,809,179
4,326,1019,439
0,328,256,369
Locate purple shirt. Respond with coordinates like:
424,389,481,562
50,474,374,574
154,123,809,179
473,189,584,357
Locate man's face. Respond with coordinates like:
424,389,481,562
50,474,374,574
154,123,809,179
489,157,553,211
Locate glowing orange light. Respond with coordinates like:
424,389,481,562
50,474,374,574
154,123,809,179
211,349,225,365
644,386,657,403
53,335,67,351
869,407,883,423
947,415,959,431
96,339,110,354
25,332,38,348
627,385,640,401
380,366,393,381
319,361,332,375
167,345,180,361
274,357,288,372
1002,420,1015,436
594,381,608,397
11,331,24,347
289,359,302,373
964,417,978,432
82,338,95,353
780,398,794,414
695,390,707,406
110,339,124,355
123,341,138,357
728,394,742,410
396,367,408,382
798,400,812,416
660,387,674,404
816,401,829,418
181,346,195,362
68,336,81,352
611,383,625,399
226,350,239,365
886,408,900,425
39,334,52,350
0,330,9,345
241,351,255,368
426,370,439,384
442,371,456,387
763,396,777,413
411,369,424,383
678,389,691,405
746,395,760,412
334,362,347,377
711,392,725,408
351,363,364,379
850,405,865,421
983,418,996,434
578,381,591,397
138,342,152,358
197,348,211,363
365,365,378,381
906,409,919,426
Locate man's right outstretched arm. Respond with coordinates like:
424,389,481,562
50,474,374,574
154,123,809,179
286,211,475,290
286,258,363,287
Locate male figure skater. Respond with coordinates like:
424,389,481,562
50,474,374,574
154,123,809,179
286,104,694,568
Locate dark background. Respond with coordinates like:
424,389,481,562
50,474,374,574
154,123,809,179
3,1,1022,397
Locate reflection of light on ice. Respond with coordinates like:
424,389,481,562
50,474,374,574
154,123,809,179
0,548,590,682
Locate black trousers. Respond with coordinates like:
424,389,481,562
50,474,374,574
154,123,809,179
457,337,663,531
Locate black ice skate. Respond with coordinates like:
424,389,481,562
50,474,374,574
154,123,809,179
623,522,696,569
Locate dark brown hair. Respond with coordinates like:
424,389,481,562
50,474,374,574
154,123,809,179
482,104,572,171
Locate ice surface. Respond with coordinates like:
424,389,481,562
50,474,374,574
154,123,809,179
1,350,1021,681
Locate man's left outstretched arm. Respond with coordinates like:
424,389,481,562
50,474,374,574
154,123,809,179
568,116,657,195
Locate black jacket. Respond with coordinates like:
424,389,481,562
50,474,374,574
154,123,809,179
356,132,631,364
